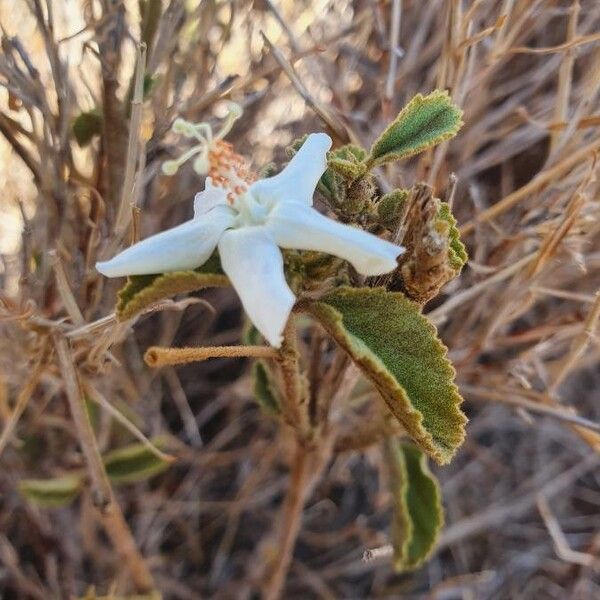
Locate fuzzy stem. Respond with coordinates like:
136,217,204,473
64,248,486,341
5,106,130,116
54,335,154,592
276,318,309,435
262,441,317,600
259,318,325,598
144,344,279,367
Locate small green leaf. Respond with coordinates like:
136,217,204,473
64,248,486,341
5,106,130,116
377,189,409,229
318,168,344,205
387,440,443,571
437,201,468,271
303,287,466,464
19,474,84,508
319,144,369,203
72,109,103,147
116,255,228,320
367,91,463,167
103,438,172,484
252,361,280,415
289,141,369,207
331,144,368,163
328,157,366,180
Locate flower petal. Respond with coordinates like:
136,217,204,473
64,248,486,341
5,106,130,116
266,202,404,276
218,227,295,347
194,177,229,217
96,205,235,277
250,132,332,206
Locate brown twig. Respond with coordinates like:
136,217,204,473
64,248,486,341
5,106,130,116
144,344,279,368
53,335,154,592
262,441,323,600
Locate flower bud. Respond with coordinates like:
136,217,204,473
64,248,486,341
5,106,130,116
162,160,179,176
171,118,188,134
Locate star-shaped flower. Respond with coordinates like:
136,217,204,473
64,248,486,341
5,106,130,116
97,133,404,346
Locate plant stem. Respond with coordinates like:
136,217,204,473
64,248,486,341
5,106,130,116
258,317,329,599
113,42,146,243
54,335,154,592
276,319,309,434
144,344,279,367
262,441,318,600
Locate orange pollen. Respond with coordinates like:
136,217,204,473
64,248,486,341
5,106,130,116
207,140,255,197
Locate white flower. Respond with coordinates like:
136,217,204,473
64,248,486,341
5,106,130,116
97,133,404,347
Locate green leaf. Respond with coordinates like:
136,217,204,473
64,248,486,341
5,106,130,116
437,201,468,271
367,91,463,167
327,157,366,180
387,440,443,571
377,189,409,229
116,254,228,320
103,438,172,485
321,144,369,200
318,167,343,205
72,109,103,147
331,143,368,163
291,141,369,206
19,474,84,508
252,361,280,415
303,287,466,464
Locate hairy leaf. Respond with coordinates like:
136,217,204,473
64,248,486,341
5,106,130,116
252,361,280,415
328,157,366,180
304,287,466,464
437,201,468,271
103,438,172,484
116,255,228,320
331,143,368,163
377,189,409,229
19,474,84,508
367,91,463,167
387,440,443,570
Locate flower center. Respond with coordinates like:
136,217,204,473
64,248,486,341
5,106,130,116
161,103,256,199
207,139,255,203
232,190,273,227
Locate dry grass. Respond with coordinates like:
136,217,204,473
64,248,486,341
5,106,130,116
1,1,599,598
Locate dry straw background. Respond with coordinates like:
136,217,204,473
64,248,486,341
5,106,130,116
1,0,600,598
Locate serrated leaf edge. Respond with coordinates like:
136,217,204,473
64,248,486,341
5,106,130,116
367,90,463,167
302,287,466,464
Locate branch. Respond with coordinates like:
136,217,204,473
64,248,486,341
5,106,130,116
53,335,155,592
